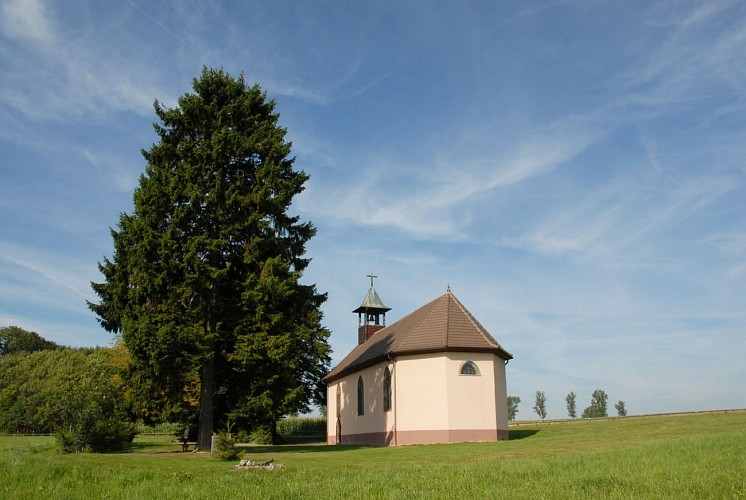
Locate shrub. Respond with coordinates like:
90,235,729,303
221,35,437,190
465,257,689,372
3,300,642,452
56,418,136,453
214,431,239,461
249,426,274,445
234,429,251,443
0,346,136,452
51,349,136,453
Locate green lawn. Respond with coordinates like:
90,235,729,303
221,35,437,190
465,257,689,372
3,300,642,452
2,411,745,499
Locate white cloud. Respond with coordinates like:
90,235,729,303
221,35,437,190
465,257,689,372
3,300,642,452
0,0,54,43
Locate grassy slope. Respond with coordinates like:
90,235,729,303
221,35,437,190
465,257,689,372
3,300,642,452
2,412,744,499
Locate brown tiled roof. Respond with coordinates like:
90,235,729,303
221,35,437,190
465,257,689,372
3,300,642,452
323,290,512,383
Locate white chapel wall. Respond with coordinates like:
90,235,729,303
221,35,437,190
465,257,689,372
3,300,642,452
445,352,498,429
394,352,450,431
326,350,510,445
326,361,394,444
492,354,509,433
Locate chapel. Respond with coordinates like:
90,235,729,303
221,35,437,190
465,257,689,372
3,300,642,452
323,277,513,446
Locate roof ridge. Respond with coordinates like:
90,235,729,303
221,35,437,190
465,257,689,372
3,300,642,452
444,292,451,349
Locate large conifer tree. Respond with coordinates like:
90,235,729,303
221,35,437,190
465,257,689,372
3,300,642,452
89,68,330,449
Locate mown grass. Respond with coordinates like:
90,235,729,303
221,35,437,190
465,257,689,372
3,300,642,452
2,411,744,499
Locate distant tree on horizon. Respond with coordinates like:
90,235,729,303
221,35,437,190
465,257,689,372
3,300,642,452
533,391,547,420
566,391,577,419
615,400,627,417
507,395,521,421
0,326,58,357
582,389,609,418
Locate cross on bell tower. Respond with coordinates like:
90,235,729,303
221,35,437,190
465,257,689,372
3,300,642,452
353,273,391,345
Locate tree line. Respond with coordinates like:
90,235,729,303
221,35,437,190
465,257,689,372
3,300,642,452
0,326,135,452
507,390,627,421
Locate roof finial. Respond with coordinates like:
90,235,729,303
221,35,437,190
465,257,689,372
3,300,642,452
367,272,378,288
447,284,451,293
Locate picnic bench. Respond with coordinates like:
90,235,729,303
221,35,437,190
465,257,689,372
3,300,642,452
171,438,197,452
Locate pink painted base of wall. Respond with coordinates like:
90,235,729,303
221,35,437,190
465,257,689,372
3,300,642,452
397,428,509,445
327,428,509,446
326,431,394,446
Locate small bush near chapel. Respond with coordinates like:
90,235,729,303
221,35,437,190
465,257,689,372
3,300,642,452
214,432,240,461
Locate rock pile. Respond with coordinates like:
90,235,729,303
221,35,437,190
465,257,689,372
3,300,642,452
234,458,284,471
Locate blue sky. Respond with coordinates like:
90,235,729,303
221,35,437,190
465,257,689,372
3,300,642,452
1,0,745,419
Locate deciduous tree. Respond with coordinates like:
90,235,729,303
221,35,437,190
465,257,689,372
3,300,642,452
533,391,547,420
566,391,577,419
581,389,609,418
0,326,58,356
507,395,521,421
0,346,135,451
614,400,627,417
89,67,330,449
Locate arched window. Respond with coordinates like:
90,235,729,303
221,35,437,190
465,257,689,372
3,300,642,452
336,384,341,418
383,367,392,412
460,361,479,376
357,376,365,416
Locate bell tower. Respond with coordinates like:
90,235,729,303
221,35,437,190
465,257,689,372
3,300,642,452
353,273,391,345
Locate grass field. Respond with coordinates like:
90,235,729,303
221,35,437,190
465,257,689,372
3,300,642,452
2,411,744,499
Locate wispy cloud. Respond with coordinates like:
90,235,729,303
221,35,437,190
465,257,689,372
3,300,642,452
124,0,186,45
0,0,53,43
508,167,739,272
269,70,390,106
0,1,167,121
623,1,746,109
82,148,140,193
301,118,601,239
0,242,92,301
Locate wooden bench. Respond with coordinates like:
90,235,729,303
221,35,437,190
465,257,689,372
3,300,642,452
171,439,197,452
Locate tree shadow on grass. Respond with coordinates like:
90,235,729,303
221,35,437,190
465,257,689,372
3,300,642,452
509,429,540,440
124,441,178,454
127,442,164,451
237,443,371,454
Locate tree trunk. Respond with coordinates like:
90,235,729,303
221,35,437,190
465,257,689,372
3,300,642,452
196,355,215,450
197,319,216,451
270,419,281,445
